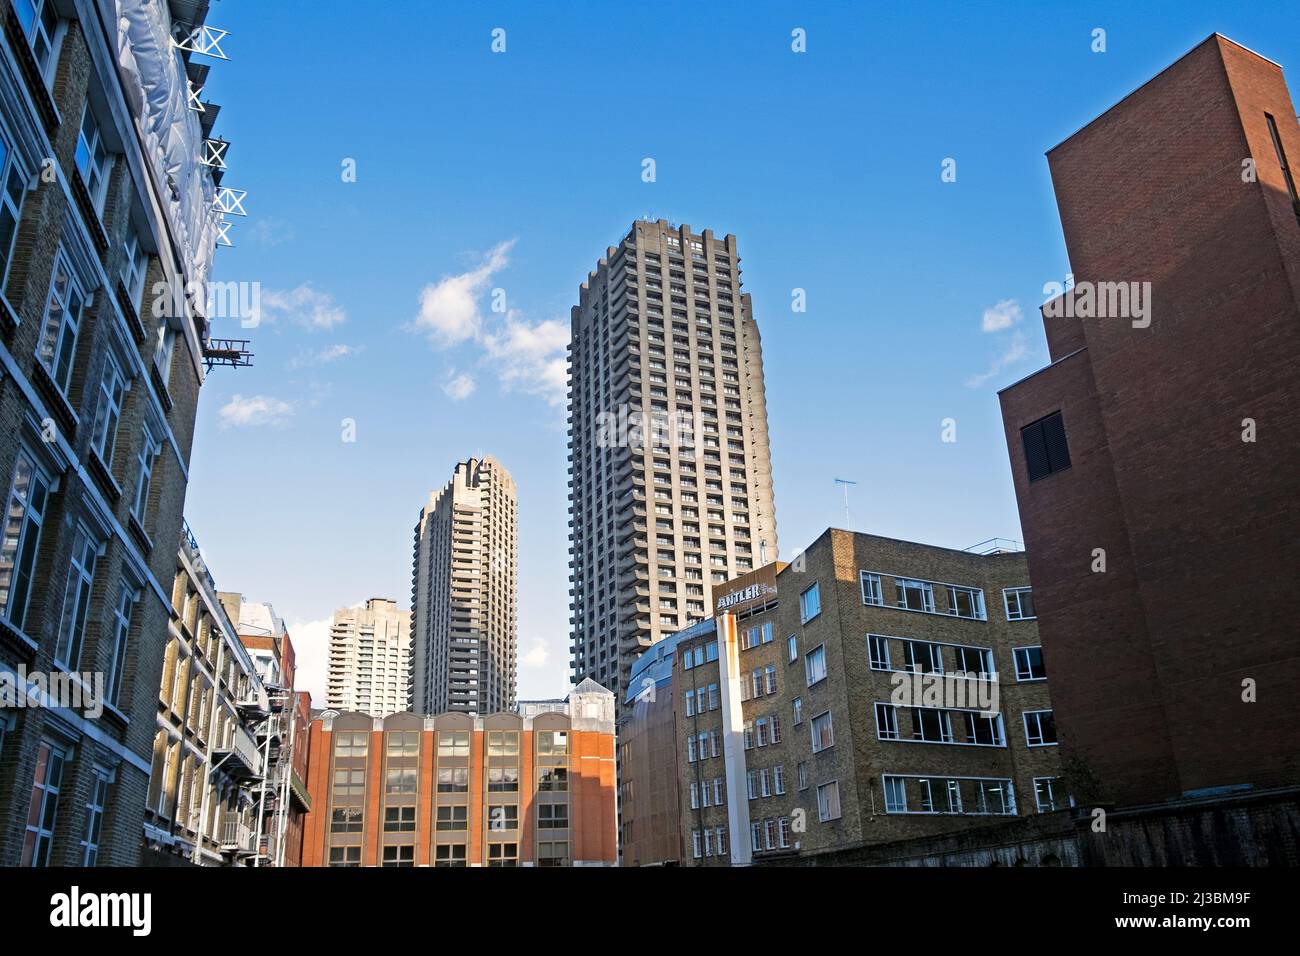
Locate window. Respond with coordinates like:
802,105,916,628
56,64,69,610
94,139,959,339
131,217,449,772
1266,112,1300,222
765,664,777,694
22,739,67,866
385,768,416,794
861,572,883,606
1013,645,1046,682
1,449,51,631
487,731,518,756
537,841,569,867
810,711,834,753
81,768,111,865
328,846,361,867
435,843,467,867
684,689,695,716
488,767,519,793
895,577,936,613
36,253,85,395
792,696,803,725
875,703,900,740
910,708,953,743
746,771,757,800
952,644,993,677
386,731,419,757
537,730,568,755
154,321,176,386
1034,777,1065,813
437,767,468,792
903,640,943,674
799,583,821,623
786,634,797,663
797,762,809,790
1023,710,1057,747
436,806,468,831
867,634,890,671
131,427,160,525
804,645,827,686
334,732,368,757
487,842,518,867
14,0,60,80
0,130,30,289
381,844,414,867
946,585,986,620
121,232,149,309
706,683,718,710
1022,411,1071,482
488,804,519,832
330,807,363,833
816,781,841,822
538,766,568,792
332,769,365,797
538,804,569,829
90,354,127,470
384,806,416,832
687,735,698,762
962,711,1005,747
104,582,136,706
54,526,98,668
1004,587,1036,621
882,774,1016,816
75,104,111,212
437,730,470,757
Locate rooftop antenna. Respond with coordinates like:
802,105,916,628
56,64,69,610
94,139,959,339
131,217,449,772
834,478,857,531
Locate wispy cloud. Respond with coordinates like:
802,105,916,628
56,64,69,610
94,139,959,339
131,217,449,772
981,298,1023,333
261,283,346,331
218,394,296,428
411,240,515,347
410,241,570,406
441,370,477,401
520,639,550,669
966,331,1030,388
286,343,358,370
245,218,296,248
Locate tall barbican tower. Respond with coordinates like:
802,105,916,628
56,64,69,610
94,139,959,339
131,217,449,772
567,221,778,700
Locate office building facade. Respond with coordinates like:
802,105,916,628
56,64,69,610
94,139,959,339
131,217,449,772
568,220,778,701
326,598,411,719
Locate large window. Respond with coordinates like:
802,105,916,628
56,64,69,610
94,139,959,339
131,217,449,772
488,842,518,867
860,571,883,606
883,774,1017,816
437,767,468,793
810,711,834,753
1013,646,1046,682
435,806,467,831
488,767,519,793
154,321,176,386
804,644,827,686
1021,411,1071,482
799,582,821,623
1034,777,1065,813
121,231,149,310
14,0,60,80
538,803,569,829
487,731,518,756
895,577,935,613
131,426,160,525
1004,587,1036,621
903,640,943,674
81,768,111,865
867,634,891,671
538,767,568,792
816,781,841,822
945,585,986,620
537,730,568,755
434,843,466,867
381,844,414,867
334,732,368,758
54,526,98,668
437,730,469,757
487,804,519,832
0,449,51,631
36,253,85,395
1023,710,1057,747
22,739,67,866
90,354,126,470
0,130,30,289
328,846,361,867
330,807,363,833
74,103,111,212
537,841,569,867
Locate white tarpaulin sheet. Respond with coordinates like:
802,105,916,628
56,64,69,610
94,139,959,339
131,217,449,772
114,0,219,288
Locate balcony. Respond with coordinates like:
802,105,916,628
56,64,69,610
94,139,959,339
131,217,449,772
213,723,263,780
220,818,257,855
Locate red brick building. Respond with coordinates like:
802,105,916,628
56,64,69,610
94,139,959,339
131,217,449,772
300,680,617,866
999,35,1300,806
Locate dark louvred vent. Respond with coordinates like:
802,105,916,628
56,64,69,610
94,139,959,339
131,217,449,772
1022,411,1071,482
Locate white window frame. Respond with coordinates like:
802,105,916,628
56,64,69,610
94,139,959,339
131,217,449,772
860,571,883,606
804,644,827,687
1034,777,1064,813
1023,710,1057,747
786,634,797,663
132,425,161,525
903,639,943,675
816,781,841,822
23,738,69,866
1013,645,1046,682
0,126,31,291
15,0,63,83
120,230,149,310
792,696,802,725
81,766,112,865
867,633,891,671
895,577,936,614
36,251,86,396
90,351,127,470
1003,586,1036,621
810,710,834,754
75,101,111,213
0,447,52,631
945,584,987,620
875,702,900,740
799,582,821,623
54,524,99,668
154,320,176,387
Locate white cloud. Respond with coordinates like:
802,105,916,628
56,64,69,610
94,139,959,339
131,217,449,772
260,283,346,330
981,298,1023,333
218,394,296,428
245,218,296,248
520,639,550,669
286,343,357,370
284,615,332,708
966,332,1030,388
482,315,570,406
411,240,515,347
441,370,477,401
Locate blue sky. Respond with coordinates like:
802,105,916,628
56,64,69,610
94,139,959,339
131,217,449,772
184,1,1300,703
